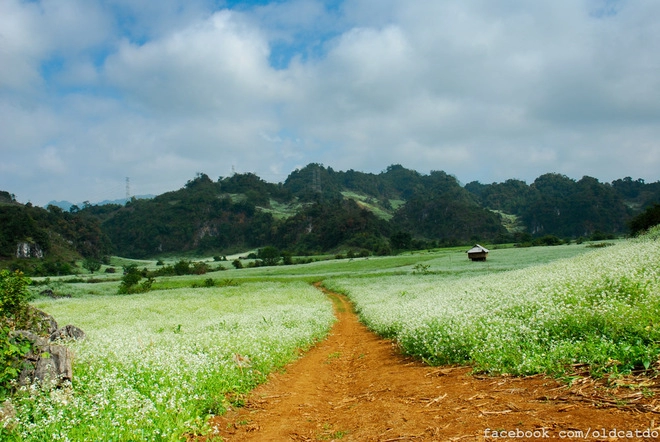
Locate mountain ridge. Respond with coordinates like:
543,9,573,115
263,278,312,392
2,165,659,266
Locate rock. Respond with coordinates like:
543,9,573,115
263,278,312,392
29,307,59,335
18,343,74,387
33,345,73,384
12,321,82,387
15,241,43,259
50,325,86,342
9,330,49,349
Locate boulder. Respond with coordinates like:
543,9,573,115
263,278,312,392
50,325,86,341
13,321,83,387
33,345,73,384
29,308,59,335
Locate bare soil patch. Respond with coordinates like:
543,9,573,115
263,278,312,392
210,286,660,441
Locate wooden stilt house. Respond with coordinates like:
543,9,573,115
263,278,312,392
466,244,489,261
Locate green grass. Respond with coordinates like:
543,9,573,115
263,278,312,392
341,191,394,220
257,198,304,220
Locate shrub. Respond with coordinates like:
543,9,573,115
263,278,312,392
629,203,660,236
0,326,32,399
118,265,153,294
192,262,209,275
0,270,34,399
0,270,32,317
174,260,192,276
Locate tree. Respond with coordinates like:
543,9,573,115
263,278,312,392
118,265,153,294
390,231,412,250
258,246,281,266
83,258,102,274
629,204,660,236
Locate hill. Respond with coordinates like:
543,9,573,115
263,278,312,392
2,165,659,265
93,165,659,258
0,191,112,274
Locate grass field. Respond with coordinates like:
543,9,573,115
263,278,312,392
3,232,658,440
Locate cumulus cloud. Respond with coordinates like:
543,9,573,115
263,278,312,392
0,0,658,205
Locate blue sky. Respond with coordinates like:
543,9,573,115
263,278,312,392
1,0,659,206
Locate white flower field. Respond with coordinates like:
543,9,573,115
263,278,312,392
325,226,660,376
9,282,334,440
3,226,659,440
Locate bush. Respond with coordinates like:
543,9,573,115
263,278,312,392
174,260,192,276
0,270,32,317
629,203,660,236
118,265,153,294
192,262,209,275
258,246,281,266
0,326,32,399
0,270,34,399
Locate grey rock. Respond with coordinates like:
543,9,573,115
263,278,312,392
30,308,59,335
15,242,43,259
50,325,86,342
33,345,73,384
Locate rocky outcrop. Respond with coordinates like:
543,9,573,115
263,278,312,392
15,242,43,259
50,324,86,341
11,313,84,387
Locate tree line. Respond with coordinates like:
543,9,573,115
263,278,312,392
1,166,659,273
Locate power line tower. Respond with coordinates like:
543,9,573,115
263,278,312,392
125,177,130,201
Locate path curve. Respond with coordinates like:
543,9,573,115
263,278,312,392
210,285,658,441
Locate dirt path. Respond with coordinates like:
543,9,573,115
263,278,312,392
210,287,660,441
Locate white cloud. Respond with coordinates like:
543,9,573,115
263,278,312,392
1,0,659,205
104,10,287,115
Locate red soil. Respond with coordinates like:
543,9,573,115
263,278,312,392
209,287,660,441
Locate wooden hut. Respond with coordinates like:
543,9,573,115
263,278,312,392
466,244,489,261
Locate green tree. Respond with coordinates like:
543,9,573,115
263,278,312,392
83,258,102,274
258,246,281,266
174,260,192,275
629,203,660,236
118,265,153,294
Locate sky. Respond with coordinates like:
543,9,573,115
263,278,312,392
1,0,659,206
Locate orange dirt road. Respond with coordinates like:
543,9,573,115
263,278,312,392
210,287,660,441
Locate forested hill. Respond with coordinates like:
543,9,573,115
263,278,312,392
96,165,659,258
2,165,660,263
0,191,112,274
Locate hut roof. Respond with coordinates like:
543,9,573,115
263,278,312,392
466,244,489,254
